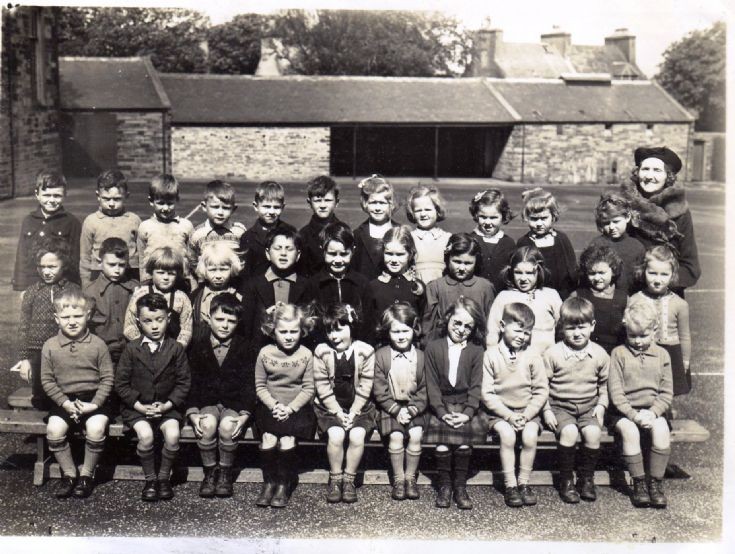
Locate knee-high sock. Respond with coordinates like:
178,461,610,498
453,447,472,488
137,445,156,481
405,448,422,479
577,445,600,479
557,444,576,480
648,447,671,480
197,438,217,468
389,447,406,481
158,444,179,480
278,446,298,486
219,440,237,468
48,437,77,478
259,446,277,484
623,453,645,479
435,449,452,488
80,437,105,478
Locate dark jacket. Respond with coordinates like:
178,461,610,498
352,220,398,281
238,219,297,279
297,214,344,278
424,338,484,418
372,345,427,418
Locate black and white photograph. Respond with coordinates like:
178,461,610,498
0,0,729,552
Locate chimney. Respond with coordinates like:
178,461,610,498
541,26,571,57
605,28,636,63
470,27,503,77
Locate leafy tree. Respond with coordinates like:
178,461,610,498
207,14,262,75
272,10,471,77
58,7,210,73
655,22,725,129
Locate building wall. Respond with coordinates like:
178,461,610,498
692,131,725,182
116,111,169,182
493,123,691,184
1,7,61,198
171,126,330,181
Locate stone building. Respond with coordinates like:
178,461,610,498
0,6,62,198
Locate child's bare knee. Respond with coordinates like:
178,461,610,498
388,432,404,450
84,415,109,441
134,422,154,448
327,426,346,445
199,415,218,437
261,433,278,450
407,427,423,448
495,422,516,446
46,416,69,441
559,424,579,445
522,424,539,447
435,444,450,453
581,425,601,446
279,436,296,450
651,418,671,449
349,428,366,446
217,418,237,440
161,421,180,447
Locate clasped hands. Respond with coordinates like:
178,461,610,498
62,399,99,423
441,411,470,429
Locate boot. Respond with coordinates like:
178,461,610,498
215,466,234,497
256,448,277,507
453,448,473,510
55,476,77,499
270,447,296,508
559,477,580,504
404,476,419,500
434,449,452,508
199,466,217,498
577,475,597,502
391,478,406,501
631,476,651,508
326,473,343,503
647,477,668,509
504,486,523,508
341,472,358,504
435,485,452,508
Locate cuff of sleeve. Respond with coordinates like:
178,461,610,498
650,405,663,418
90,394,107,409
462,406,476,418
436,407,448,419
407,405,418,418
238,410,251,417
624,407,638,420
186,407,200,417
54,394,71,408
388,403,400,416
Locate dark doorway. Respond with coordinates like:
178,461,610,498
60,112,117,177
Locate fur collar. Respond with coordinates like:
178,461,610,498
620,182,689,244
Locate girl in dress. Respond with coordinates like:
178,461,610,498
407,184,452,284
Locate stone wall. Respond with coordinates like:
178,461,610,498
172,126,330,181
493,123,691,184
692,131,725,182
1,7,61,198
116,111,169,182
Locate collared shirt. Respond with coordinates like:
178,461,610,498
543,340,609,409
447,337,467,387
368,221,393,239
141,336,163,353
80,210,141,286
334,343,355,363
84,274,138,354
526,229,557,248
474,229,506,244
562,342,592,361
210,334,233,365
608,343,673,419
389,346,418,401
265,268,297,305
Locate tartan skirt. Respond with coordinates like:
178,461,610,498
424,402,490,446
314,401,377,435
377,402,428,439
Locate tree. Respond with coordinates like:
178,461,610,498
58,7,210,73
655,22,725,129
207,14,262,75
272,10,471,77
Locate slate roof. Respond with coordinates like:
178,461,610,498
159,74,517,125
568,45,644,78
493,42,573,79
59,57,170,110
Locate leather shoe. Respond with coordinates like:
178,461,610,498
435,484,452,508
453,486,473,510
55,476,77,499
215,466,233,498
519,484,537,506
199,466,217,498
141,479,158,502
341,478,358,503
326,477,342,503
157,478,174,501
73,476,94,499
577,475,597,501
391,479,406,501
631,477,650,508
405,477,419,500
647,477,667,509
255,481,276,507
559,477,580,504
504,486,523,508
270,483,290,508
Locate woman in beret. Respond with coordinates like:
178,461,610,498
621,146,701,296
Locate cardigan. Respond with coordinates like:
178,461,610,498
80,210,141,287
18,279,73,359
352,219,399,281
474,231,516,293
424,338,484,418
312,340,375,414
254,344,315,412
310,268,369,315
628,291,691,365
423,275,495,340
517,230,577,299
186,333,255,415
373,345,427,418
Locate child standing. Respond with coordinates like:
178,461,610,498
13,171,81,291
629,245,691,396
239,181,296,279
313,304,376,504
517,188,576,299
80,169,141,287
588,192,645,295
486,246,562,353
469,189,516,293
115,293,192,502
361,226,426,341
373,303,427,501
424,297,488,510
353,175,399,281
254,304,316,508
40,287,113,499
137,174,194,285
542,297,610,504
298,176,344,278
187,293,255,498
423,233,495,341
84,237,140,364
482,302,548,508
189,180,246,278
190,242,243,346
574,244,627,354
11,237,74,409
123,247,193,348
608,301,673,508
407,184,451,284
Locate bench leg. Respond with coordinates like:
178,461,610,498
33,436,50,486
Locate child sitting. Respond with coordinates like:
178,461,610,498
373,302,427,501
482,302,548,508
80,169,141,287
298,176,344,278
11,237,75,409
84,237,140,364
313,304,376,504
187,293,255,498
254,303,316,508
40,286,114,499
190,242,243,346
124,247,193,348
608,301,673,509
115,293,192,502
353,175,398,281
13,171,81,290
542,297,610,503
407,184,451,284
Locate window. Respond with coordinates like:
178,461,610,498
30,9,48,107
556,125,564,136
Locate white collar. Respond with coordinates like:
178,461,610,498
447,337,467,350
334,343,355,359
265,267,297,283
562,342,591,360
413,227,444,240
391,345,416,361
474,228,505,243
141,336,162,351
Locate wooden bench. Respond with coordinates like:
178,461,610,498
2,388,710,487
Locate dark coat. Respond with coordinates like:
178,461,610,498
352,220,398,281
297,214,344,278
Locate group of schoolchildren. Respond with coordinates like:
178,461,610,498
10,145,700,514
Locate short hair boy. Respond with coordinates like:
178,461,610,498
588,192,645,294
137,174,194,283
40,286,114,499
187,293,255,498
13,171,81,290
608,300,673,509
298,176,343,277
115,292,191,502
84,237,140,363
542,297,610,503
189,180,246,277
238,181,296,279
79,169,142,287
481,302,548,508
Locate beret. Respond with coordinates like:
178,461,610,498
634,146,682,174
